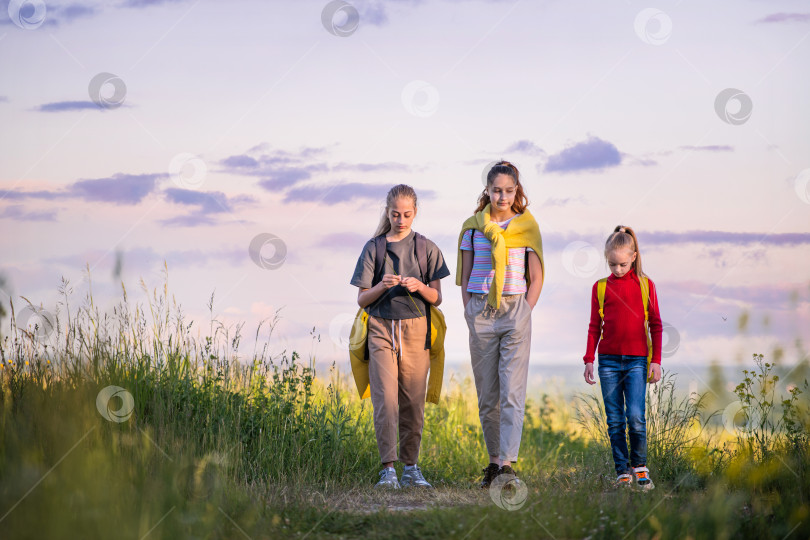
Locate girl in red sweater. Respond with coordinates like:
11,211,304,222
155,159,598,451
583,225,662,490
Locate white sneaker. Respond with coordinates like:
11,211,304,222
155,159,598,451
375,467,400,489
400,465,433,488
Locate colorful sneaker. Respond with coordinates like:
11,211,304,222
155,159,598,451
615,472,633,488
479,463,501,489
400,465,433,488
633,466,655,491
375,467,400,489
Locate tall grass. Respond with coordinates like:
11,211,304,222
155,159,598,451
1,269,809,539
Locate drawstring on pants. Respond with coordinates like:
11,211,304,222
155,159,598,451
390,319,403,361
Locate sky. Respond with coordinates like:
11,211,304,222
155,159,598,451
1,0,809,394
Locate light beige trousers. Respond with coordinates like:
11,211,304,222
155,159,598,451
464,292,532,462
367,315,430,464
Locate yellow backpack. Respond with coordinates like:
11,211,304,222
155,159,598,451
596,275,653,382
349,232,446,404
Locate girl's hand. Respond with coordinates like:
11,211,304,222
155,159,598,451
400,276,423,294
381,273,401,289
584,362,596,385
648,363,662,384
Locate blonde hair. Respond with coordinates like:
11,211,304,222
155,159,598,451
605,225,644,277
374,184,418,237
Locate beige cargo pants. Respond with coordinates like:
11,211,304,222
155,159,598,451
464,292,532,462
367,315,430,465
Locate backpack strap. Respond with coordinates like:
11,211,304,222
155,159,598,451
372,234,387,286
639,275,650,322
363,234,387,361
596,278,607,320
413,232,432,351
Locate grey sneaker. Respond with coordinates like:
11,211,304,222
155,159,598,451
400,465,433,488
375,467,401,489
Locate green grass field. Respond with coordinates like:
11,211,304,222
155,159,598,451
1,274,808,539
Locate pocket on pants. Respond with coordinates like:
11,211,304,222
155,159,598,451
463,295,474,320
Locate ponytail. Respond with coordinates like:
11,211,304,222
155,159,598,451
374,184,418,237
605,225,644,277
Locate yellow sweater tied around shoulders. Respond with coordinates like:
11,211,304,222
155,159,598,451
455,203,545,310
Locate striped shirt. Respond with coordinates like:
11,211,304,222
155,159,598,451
460,214,534,295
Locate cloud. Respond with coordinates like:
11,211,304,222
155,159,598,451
541,229,810,254
503,140,546,156
0,96,8,103
284,182,434,205
71,173,160,204
160,187,256,226
755,13,810,24
0,1,98,27
0,204,57,221
643,230,810,247
158,213,218,227
331,162,413,173
679,145,734,152
2,173,162,205
258,169,313,192
44,244,247,272
1,188,69,201
544,136,622,173
36,101,103,112
222,144,414,197
123,0,190,7
221,154,259,169
219,146,330,179
163,187,255,214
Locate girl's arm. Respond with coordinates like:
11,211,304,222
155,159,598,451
460,250,474,307
525,250,543,309
357,274,401,308
583,282,600,385
583,282,601,363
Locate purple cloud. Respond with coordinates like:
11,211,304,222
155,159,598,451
159,214,218,227
161,188,256,226
70,173,160,204
544,136,621,173
123,0,189,7
36,101,102,113
258,169,312,192
679,145,734,152
755,13,810,24
643,230,810,247
0,205,57,221
1,189,68,201
163,187,249,214
503,140,545,156
331,162,413,173
0,96,8,103
0,2,97,27
221,154,259,168
2,173,162,205
284,182,433,205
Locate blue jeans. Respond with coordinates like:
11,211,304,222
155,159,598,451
597,354,648,475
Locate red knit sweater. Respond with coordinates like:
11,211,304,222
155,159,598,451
583,268,663,364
